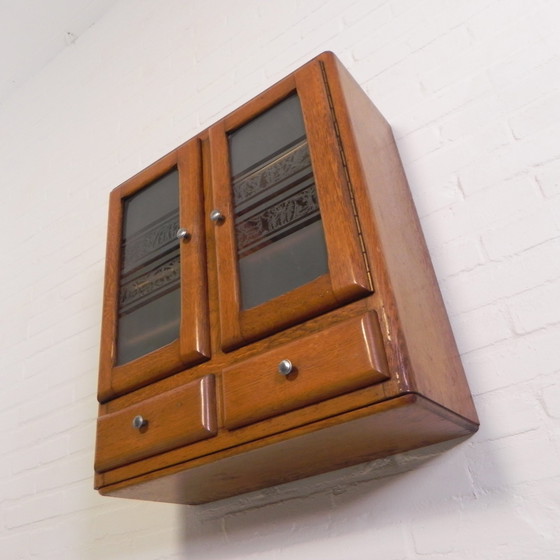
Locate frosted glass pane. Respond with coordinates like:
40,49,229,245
228,94,328,310
117,169,180,365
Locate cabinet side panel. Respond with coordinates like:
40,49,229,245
322,53,477,423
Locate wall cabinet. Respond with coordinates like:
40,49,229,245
94,52,478,505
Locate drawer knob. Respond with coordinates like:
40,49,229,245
278,359,293,376
132,415,148,430
176,228,191,241
210,209,225,224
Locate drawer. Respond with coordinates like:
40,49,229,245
95,375,216,472
222,312,389,429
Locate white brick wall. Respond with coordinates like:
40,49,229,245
1,0,559,558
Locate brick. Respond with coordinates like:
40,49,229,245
451,302,513,354
466,0,535,39
534,157,560,198
429,234,486,278
457,141,530,196
0,531,31,558
91,501,178,540
10,444,44,476
297,17,343,56
342,1,391,27
38,436,69,466
0,471,36,502
511,476,560,544
68,424,96,454
411,26,474,85
0,373,49,420
516,125,560,168
418,44,482,95
438,93,506,143
441,238,560,315
22,385,74,424
35,453,94,493
509,92,560,140
468,430,560,492
394,125,441,162
474,386,542,442
498,55,560,116
481,205,559,260
277,525,410,560
489,38,553,91
4,491,67,528
509,280,560,334
540,378,560,419
411,493,547,556
462,328,560,395
26,525,67,557
407,167,463,217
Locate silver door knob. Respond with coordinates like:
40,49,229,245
176,228,191,241
278,359,293,376
210,209,225,224
132,415,147,430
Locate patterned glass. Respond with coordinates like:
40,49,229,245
228,94,328,310
116,169,181,365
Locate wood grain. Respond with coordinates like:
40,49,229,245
97,140,211,401
98,394,476,504
95,375,216,472
208,60,372,352
321,52,478,423
222,312,389,429
94,52,478,505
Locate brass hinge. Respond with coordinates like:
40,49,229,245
319,61,373,290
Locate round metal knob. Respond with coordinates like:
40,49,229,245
132,415,147,430
176,228,191,241
278,359,293,376
210,209,225,224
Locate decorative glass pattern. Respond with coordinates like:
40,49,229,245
233,140,319,258
119,210,180,316
116,169,181,365
229,94,328,310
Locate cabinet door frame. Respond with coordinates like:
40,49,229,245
209,59,372,351
98,139,209,401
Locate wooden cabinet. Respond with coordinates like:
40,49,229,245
94,52,478,505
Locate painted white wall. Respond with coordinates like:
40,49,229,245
1,1,559,558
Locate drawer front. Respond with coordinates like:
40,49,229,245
95,375,216,472
222,313,389,429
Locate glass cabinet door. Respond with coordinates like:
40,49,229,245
117,168,181,365
229,93,329,311
98,139,209,401
210,60,372,350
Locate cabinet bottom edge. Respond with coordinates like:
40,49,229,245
97,393,477,505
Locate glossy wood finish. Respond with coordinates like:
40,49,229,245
95,52,478,505
95,375,216,472
209,62,371,352
222,312,389,429
320,53,477,422
98,394,476,505
98,139,210,401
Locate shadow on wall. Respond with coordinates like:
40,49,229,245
176,436,490,559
